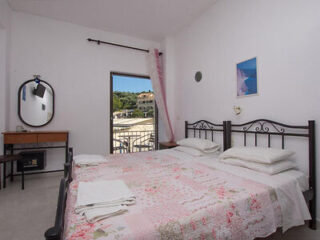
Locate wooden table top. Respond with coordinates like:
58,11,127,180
2,131,69,135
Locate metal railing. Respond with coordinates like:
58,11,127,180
112,124,155,154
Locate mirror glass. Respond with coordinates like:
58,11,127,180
18,79,54,127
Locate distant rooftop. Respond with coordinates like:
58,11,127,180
138,92,154,99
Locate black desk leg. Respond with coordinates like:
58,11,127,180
3,145,6,188
65,136,69,163
3,162,6,188
21,163,24,190
10,162,13,182
10,146,14,182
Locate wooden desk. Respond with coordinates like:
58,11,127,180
1,131,69,188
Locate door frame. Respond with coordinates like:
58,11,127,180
110,71,159,154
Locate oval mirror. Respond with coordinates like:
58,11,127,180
18,78,55,127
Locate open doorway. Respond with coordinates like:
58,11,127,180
110,72,158,154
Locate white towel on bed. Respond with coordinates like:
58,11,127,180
84,205,128,223
75,180,135,221
75,199,136,214
74,154,108,166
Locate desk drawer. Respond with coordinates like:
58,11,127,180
4,134,38,144
37,133,68,143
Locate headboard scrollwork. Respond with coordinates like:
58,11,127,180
185,120,228,150
226,119,311,149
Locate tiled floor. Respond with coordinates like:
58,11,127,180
0,172,63,240
0,172,319,240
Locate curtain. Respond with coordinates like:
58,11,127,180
147,49,174,142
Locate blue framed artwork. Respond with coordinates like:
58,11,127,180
237,57,257,97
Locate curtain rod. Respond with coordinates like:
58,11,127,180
87,38,162,55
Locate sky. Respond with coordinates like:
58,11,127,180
113,75,153,93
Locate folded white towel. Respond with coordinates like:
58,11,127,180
75,180,135,222
74,154,107,166
84,205,128,223
75,199,136,214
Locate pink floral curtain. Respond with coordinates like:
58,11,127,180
147,49,174,142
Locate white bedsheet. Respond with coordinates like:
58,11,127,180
168,149,311,232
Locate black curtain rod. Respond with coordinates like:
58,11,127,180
87,38,162,55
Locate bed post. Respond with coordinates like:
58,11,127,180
308,120,317,229
223,121,232,151
185,121,188,138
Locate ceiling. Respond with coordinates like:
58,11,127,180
8,0,216,41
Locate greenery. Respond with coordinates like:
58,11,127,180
113,91,138,112
132,109,144,118
113,91,154,110
147,109,154,117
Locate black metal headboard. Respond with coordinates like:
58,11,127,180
225,119,316,229
185,120,229,150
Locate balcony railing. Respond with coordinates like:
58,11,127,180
112,124,155,154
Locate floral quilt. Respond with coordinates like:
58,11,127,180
64,150,282,240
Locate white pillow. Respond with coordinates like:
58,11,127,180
202,145,221,153
173,146,204,157
220,158,296,175
173,146,220,157
177,138,220,151
219,147,295,164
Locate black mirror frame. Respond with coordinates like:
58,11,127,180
18,79,55,128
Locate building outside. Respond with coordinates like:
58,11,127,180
137,92,155,117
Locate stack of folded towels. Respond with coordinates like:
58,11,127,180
75,180,135,223
74,154,108,166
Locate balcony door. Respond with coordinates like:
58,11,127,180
110,72,158,154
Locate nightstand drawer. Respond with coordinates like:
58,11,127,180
38,133,68,143
4,134,38,144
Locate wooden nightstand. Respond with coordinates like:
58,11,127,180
159,141,178,150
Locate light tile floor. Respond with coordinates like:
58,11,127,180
0,172,319,240
0,172,63,240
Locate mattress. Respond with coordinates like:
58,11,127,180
176,150,309,192
65,149,310,240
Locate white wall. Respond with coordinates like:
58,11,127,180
0,0,12,153
0,28,6,152
9,11,160,170
161,37,176,140
172,0,320,219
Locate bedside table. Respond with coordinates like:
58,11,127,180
159,141,178,150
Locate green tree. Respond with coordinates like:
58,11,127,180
113,91,138,110
113,95,123,112
132,109,144,118
147,109,154,117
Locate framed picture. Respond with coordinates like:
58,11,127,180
237,57,257,97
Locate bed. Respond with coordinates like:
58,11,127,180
45,119,316,240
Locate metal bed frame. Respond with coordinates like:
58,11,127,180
44,119,316,239
224,119,316,230
45,148,73,240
